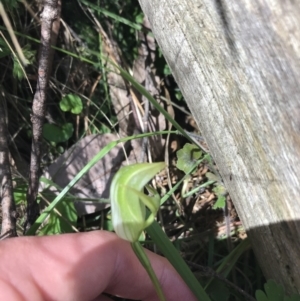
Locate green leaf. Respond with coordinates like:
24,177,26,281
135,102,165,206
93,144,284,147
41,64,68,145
212,184,227,195
12,45,35,79
212,183,227,210
38,199,77,235
205,171,219,183
12,57,24,80
264,280,285,301
13,184,27,206
59,94,83,114
212,194,226,209
0,38,11,58
43,123,73,143
135,12,144,24
255,280,292,301
176,143,202,174
103,216,114,232
256,290,269,301
175,90,183,101
285,295,300,301
163,64,172,76
79,0,142,30
1,0,19,9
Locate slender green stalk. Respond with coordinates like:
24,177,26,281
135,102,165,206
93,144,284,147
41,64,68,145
147,220,212,301
143,157,212,301
204,238,251,290
131,241,166,301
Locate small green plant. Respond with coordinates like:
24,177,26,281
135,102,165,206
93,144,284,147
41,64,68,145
38,178,78,235
176,143,203,174
26,131,174,235
176,142,227,210
42,94,83,144
25,131,211,300
255,280,300,301
59,94,83,114
43,123,74,143
176,143,214,198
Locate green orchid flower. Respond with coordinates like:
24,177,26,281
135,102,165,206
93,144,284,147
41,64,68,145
110,162,167,301
110,162,165,242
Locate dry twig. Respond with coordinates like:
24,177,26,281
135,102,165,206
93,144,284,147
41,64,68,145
25,0,60,231
0,92,17,238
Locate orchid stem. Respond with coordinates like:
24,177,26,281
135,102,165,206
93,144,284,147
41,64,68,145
131,241,167,301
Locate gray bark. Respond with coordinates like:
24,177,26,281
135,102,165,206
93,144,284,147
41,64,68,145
26,0,60,230
0,93,17,238
139,0,300,294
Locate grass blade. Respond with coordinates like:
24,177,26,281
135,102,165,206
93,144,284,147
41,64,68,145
26,131,175,235
146,220,211,301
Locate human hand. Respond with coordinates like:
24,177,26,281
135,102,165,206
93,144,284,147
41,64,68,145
0,231,198,301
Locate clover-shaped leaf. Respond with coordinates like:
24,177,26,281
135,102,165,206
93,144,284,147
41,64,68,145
43,123,73,143
256,280,288,301
60,94,83,114
176,143,202,174
212,194,226,210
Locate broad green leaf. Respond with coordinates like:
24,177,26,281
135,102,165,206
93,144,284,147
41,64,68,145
176,143,202,174
59,94,83,114
43,123,73,143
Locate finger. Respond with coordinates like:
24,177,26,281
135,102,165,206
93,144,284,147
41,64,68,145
0,231,197,301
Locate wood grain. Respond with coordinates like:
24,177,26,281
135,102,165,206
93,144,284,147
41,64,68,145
139,0,300,293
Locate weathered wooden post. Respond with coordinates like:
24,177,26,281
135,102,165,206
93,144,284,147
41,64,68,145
139,0,300,294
